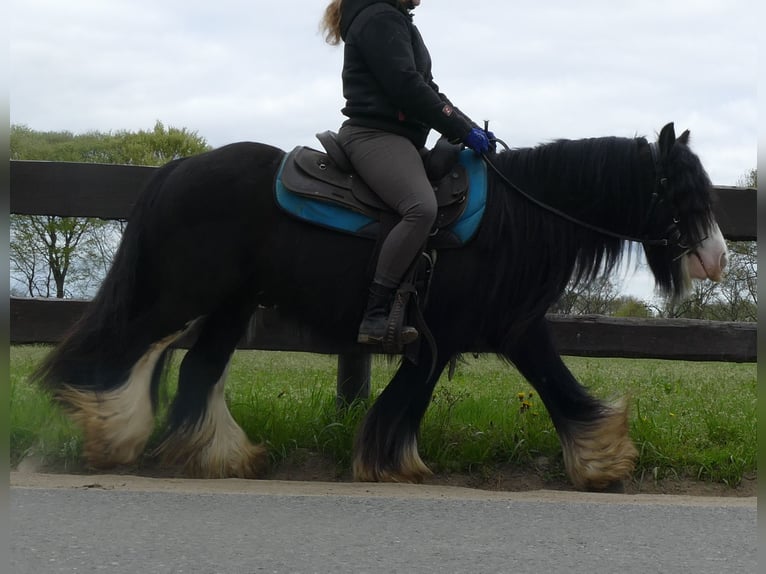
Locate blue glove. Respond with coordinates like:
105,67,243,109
463,127,490,154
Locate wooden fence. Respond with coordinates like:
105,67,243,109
9,160,757,402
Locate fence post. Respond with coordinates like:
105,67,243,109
336,352,371,408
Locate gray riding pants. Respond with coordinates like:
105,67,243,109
337,125,437,288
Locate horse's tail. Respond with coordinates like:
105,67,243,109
32,160,183,397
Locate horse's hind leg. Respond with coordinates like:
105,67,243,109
504,317,637,490
57,316,189,470
154,302,266,478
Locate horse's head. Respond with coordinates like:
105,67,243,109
642,122,728,298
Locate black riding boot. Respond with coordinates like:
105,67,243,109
357,282,419,345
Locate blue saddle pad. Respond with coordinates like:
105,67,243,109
275,149,487,247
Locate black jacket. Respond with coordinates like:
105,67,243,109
339,0,476,148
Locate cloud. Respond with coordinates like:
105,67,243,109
10,0,756,185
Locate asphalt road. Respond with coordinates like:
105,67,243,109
10,474,756,574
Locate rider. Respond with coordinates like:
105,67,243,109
321,0,492,346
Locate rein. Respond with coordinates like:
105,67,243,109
480,138,678,247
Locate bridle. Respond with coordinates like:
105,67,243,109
480,137,691,249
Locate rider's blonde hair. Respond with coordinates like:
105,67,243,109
321,1,411,45
320,0,343,45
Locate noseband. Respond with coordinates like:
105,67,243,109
482,138,688,248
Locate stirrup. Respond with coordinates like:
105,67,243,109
357,324,418,346
382,285,418,352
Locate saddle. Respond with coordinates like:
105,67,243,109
279,132,471,239
274,132,487,357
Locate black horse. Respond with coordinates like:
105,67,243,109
34,122,727,490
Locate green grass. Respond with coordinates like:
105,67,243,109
10,347,83,470
9,346,757,487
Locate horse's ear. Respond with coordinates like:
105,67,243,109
678,129,690,145
658,122,676,156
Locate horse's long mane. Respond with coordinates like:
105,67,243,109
474,136,654,339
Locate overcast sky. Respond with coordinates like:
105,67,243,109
9,0,757,298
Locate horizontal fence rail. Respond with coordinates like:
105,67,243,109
10,160,758,240
9,159,758,402
10,297,756,363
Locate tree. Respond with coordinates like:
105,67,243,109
709,241,757,321
549,276,622,315
708,169,758,321
11,215,93,298
613,297,651,318
10,122,211,298
10,121,209,165
738,168,757,189
650,279,720,319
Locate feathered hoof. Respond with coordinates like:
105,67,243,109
352,441,432,483
154,424,268,479
56,385,155,470
560,399,638,491
53,337,178,470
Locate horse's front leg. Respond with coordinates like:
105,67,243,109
353,345,451,483
504,317,637,490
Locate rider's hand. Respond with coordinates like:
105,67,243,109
463,127,490,154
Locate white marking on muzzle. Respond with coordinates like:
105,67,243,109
687,223,727,282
